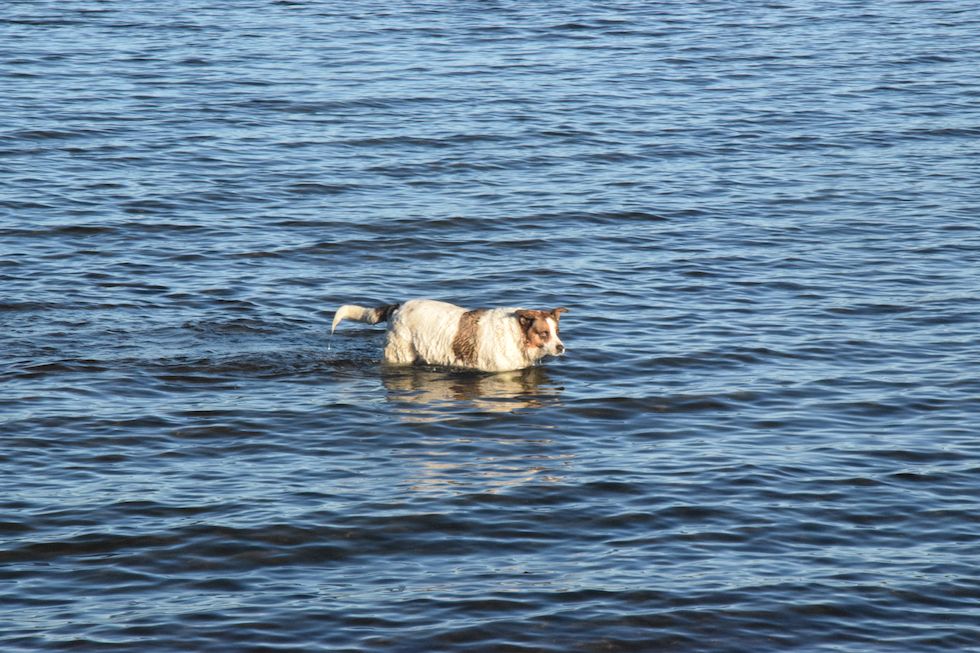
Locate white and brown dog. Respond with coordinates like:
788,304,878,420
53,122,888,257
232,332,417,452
332,299,567,372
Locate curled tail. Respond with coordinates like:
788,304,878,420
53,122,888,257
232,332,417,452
331,303,400,334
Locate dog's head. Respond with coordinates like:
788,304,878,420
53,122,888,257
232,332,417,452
515,307,568,359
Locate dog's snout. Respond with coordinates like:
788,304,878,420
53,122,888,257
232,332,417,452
556,343,565,354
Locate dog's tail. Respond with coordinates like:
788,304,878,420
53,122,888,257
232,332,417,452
331,303,401,334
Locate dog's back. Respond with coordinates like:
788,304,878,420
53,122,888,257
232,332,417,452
384,299,468,367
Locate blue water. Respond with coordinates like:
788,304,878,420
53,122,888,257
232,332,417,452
3,2,980,651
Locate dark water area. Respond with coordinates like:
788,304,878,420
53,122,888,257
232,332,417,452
3,1,980,651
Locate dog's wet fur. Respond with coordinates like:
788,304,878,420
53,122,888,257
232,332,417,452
332,299,567,372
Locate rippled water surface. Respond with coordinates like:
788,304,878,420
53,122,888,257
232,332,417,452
3,1,980,651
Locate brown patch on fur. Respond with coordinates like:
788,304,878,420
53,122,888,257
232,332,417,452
371,303,401,324
452,308,488,366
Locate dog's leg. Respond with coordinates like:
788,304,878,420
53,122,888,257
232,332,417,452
383,330,417,365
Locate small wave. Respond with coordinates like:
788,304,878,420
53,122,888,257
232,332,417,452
15,359,108,376
564,392,759,421
825,303,917,316
0,224,113,238
238,96,441,114
0,300,59,312
5,128,90,140
285,182,357,195
122,199,180,214
148,348,344,382
180,319,278,335
339,133,515,149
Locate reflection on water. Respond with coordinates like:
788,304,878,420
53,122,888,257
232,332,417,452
404,447,574,496
381,365,563,420
380,366,572,495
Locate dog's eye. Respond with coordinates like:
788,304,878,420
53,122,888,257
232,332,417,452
538,330,550,339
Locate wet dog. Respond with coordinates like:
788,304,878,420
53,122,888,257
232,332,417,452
331,299,567,372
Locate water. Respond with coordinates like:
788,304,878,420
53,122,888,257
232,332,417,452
3,1,980,651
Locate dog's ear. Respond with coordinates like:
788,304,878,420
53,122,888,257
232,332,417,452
550,307,568,320
514,310,536,329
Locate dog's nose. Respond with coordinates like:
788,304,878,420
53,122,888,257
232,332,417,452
556,344,565,354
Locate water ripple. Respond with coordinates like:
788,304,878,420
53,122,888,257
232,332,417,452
3,0,980,651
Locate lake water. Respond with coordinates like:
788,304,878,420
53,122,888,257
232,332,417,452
3,1,980,651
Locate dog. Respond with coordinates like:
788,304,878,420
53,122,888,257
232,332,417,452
331,299,567,372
